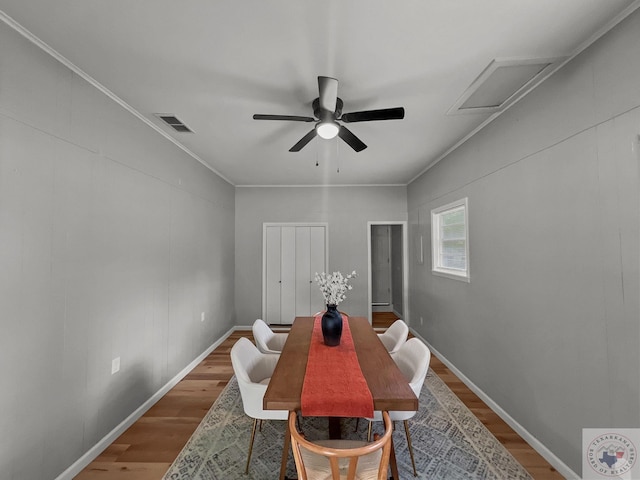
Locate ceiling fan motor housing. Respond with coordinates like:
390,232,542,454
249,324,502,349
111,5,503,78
313,97,343,120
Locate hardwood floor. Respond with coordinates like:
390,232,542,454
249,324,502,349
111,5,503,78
76,315,563,479
371,311,399,329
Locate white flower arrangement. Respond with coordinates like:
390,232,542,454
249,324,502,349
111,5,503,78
314,270,357,306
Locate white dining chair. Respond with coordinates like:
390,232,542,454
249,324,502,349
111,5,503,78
366,338,431,476
230,337,289,474
252,318,289,354
377,319,409,356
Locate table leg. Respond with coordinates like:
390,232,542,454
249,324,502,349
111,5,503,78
389,434,399,480
279,418,291,480
328,416,341,439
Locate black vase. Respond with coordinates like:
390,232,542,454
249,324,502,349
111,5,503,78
321,304,343,346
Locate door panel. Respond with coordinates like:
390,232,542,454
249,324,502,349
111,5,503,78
280,226,296,324
295,227,311,316
265,226,281,324
309,226,326,314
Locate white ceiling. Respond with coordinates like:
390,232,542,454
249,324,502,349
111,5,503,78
1,0,638,186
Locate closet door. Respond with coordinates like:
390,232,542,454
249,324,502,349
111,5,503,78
264,226,281,324
263,223,327,324
295,227,311,316
309,226,326,314
280,226,296,323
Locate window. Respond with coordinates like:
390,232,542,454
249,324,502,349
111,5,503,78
431,198,470,282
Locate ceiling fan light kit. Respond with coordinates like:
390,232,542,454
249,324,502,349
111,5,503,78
316,122,339,139
253,76,405,153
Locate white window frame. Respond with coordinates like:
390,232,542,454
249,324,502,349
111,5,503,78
431,198,470,282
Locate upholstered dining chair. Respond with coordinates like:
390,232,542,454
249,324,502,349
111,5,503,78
290,410,393,480
366,338,431,476
377,319,409,356
252,318,289,354
230,337,289,474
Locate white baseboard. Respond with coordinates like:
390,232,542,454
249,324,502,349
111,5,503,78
409,328,578,480
55,326,236,480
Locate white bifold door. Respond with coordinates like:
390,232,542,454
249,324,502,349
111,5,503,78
263,224,327,325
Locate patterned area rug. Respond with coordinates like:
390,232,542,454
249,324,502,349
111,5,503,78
163,371,533,479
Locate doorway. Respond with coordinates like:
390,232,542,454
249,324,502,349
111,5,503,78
367,221,409,325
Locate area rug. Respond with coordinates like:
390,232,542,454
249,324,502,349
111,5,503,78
163,371,533,479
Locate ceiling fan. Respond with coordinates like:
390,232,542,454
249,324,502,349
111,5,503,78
253,76,405,152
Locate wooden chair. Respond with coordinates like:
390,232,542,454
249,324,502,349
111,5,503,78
289,411,393,480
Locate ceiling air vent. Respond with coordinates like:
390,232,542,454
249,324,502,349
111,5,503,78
448,57,565,115
155,114,193,133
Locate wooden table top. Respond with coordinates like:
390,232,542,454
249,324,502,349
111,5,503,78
263,316,418,412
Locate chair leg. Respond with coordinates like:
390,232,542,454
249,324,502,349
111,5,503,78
259,419,263,432
245,418,258,474
367,420,372,442
354,418,360,432
403,420,417,476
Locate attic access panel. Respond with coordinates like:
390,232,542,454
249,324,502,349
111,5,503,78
449,57,566,115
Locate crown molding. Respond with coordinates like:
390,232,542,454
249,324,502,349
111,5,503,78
0,10,234,186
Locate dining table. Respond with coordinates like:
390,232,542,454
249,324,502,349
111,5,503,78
263,315,418,480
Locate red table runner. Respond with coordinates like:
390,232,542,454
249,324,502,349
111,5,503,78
300,314,374,418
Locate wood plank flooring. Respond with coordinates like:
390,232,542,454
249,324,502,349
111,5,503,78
76,315,563,479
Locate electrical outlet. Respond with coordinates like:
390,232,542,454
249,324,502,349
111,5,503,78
111,357,120,375
201,312,205,322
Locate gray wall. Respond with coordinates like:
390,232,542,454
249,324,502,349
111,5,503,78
390,224,403,316
235,186,407,323
0,22,236,479
408,10,640,476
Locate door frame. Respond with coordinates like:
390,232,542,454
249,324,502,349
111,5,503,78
262,222,329,323
366,221,409,326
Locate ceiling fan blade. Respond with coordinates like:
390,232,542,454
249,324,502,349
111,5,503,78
318,76,338,113
289,129,317,152
341,107,405,123
253,114,315,122
338,125,367,152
